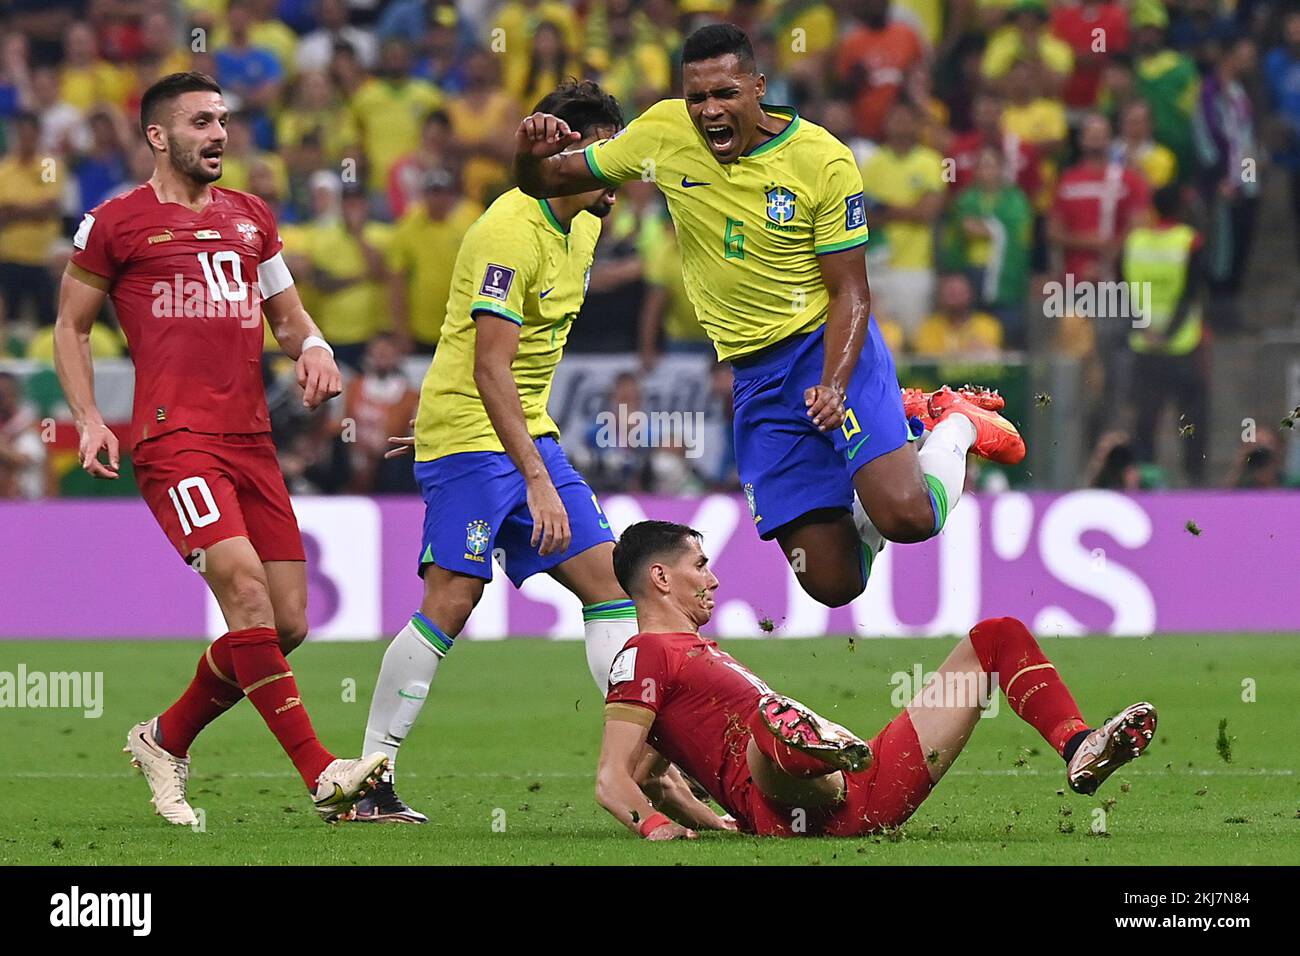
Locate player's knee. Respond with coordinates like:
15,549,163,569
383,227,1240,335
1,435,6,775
277,616,309,653
222,571,275,629
796,573,863,608
872,492,936,544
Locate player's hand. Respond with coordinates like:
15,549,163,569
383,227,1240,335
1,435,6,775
805,383,846,431
298,346,343,409
526,476,571,556
516,111,582,159
645,821,698,841
384,419,417,459
712,813,740,832
77,420,120,479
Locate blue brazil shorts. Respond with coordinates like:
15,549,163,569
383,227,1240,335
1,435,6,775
415,437,615,586
732,320,912,540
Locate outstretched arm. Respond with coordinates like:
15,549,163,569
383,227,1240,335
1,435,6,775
513,112,609,198
53,266,118,479
637,749,738,832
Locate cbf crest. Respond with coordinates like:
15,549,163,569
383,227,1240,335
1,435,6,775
464,519,491,562
765,185,796,224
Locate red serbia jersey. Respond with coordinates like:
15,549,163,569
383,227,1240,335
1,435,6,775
71,184,291,450
605,631,770,820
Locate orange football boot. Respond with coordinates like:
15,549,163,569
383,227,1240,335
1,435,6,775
902,384,1006,427
926,385,1026,464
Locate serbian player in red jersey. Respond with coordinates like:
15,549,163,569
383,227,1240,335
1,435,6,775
52,72,387,824
597,521,1157,840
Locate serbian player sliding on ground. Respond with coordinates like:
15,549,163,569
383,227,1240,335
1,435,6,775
52,72,388,824
597,521,1157,839
516,23,1025,612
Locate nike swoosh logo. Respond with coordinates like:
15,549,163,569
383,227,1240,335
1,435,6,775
540,287,554,299
846,434,871,460
681,177,712,188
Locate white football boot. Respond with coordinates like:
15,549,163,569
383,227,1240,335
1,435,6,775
1067,702,1158,795
312,753,389,822
124,718,199,826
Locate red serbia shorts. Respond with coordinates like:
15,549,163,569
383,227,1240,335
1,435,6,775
132,430,306,564
741,710,936,837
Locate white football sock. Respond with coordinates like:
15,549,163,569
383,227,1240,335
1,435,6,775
581,599,639,691
917,414,976,533
362,613,452,780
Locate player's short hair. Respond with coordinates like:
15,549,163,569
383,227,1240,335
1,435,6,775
612,521,703,597
682,23,755,73
532,79,624,139
139,72,223,140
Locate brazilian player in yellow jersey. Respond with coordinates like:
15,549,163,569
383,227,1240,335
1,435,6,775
354,80,731,832
516,24,1025,611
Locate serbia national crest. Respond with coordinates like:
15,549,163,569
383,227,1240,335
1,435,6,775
464,519,491,562
765,185,796,224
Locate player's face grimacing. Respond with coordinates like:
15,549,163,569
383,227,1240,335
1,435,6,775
665,537,719,627
682,54,767,164
159,91,229,184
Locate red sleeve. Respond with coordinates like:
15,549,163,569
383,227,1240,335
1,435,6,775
1122,170,1152,227
251,195,284,261
70,205,120,281
605,636,675,717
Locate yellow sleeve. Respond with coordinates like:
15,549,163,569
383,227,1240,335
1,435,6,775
980,30,1017,80
582,99,683,187
813,142,870,255
460,217,540,327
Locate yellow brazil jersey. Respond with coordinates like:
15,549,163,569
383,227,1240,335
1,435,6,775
388,198,483,345
349,78,444,191
582,100,869,361
304,220,393,346
414,189,601,461
0,157,61,265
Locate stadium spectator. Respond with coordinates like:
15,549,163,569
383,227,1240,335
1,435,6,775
74,110,131,213
981,0,1073,99
1194,35,1260,330
638,209,711,368
338,332,419,494
508,21,582,112
387,110,455,219
835,0,925,141
29,65,88,158
1228,429,1291,489
1001,58,1068,160
135,11,193,94
0,113,60,331
1123,186,1207,486
1085,430,1143,490
581,370,651,493
59,21,133,114
1050,0,1129,112
941,145,1033,346
298,0,379,73
386,167,480,356
0,370,46,498
278,69,356,174
446,47,517,206
1263,11,1300,267
349,38,443,198
859,100,945,344
301,179,393,371
913,273,1005,358
212,0,285,151
1131,4,1200,184
1114,98,1178,190
595,0,673,113
950,91,1044,206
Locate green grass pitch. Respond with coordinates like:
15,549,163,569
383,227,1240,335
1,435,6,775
4,635,1297,865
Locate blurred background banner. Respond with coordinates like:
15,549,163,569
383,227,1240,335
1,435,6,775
3,489,1295,640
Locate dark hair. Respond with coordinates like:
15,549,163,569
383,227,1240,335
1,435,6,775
682,23,755,72
139,71,222,139
1152,184,1182,220
533,78,624,139
612,521,702,597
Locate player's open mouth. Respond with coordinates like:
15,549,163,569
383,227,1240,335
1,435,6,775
704,123,734,153
201,148,223,164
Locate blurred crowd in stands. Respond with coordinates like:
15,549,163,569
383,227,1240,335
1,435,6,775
2,0,1299,500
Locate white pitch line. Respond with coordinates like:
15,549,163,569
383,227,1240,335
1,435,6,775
13,768,1297,780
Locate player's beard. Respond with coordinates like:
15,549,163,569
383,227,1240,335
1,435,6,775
167,134,223,184
585,196,615,218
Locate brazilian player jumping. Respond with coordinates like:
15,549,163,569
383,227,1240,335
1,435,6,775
515,25,1025,609
597,521,1157,839
353,81,712,824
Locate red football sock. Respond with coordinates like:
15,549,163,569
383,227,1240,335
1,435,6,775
226,626,334,789
968,617,1088,757
745,709,838,779
156,635,245,758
